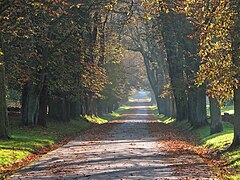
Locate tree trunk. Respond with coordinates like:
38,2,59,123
174,94,188,121
85,95,93,116
170,97,176,118
38,84,48,127
70,100,82,119
21,81,40,126
65,100,71,120
0,63,9,139
209,97,223,134
188,86,207,128
48,97,70,121
230,3,240,147
150,90,157,105
231,88,240,147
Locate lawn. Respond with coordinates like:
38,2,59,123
195,122,240,179
206,104,234,116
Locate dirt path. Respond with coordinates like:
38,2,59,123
9,102,215,180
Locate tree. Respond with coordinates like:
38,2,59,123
0,61,9,139
231,1,240,147
209,97,223,134
0,0,13,139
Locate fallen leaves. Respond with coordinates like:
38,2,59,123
0,121,119,179
148,115,229,179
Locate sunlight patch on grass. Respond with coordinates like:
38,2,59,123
0,149,29,167
229,174,240,180
195,122,234,150
85,106,129,124
157,114,175,124
84,115,108,124
226,149,240,168
206,105,234,116
150,105,176,124
194,121,240,177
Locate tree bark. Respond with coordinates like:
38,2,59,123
209,97,223,134
231,88,240,147
231,2,240,147
70,100,82,119
21,81,40,126
188,86,207,128
85,95,93,116
48,97,70,121
38,84,48,127
0,63,9,139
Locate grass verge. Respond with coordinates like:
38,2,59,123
150,106,176,124
84,106,129,124
150,105,240,179
206,104,234,116
195,122,240,179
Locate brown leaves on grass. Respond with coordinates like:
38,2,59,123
148,117,229,179
0,137,70,178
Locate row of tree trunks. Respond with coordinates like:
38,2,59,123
141,48,176,118
157,13,210,128
134,12,222,132
70,101,82,119
160,14,188,122
36,95,120,123
48,97,71,122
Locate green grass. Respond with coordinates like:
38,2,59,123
194,122,240,179
150,106,176,124
195,122,234,150
84,106,129,124
206,104,234,116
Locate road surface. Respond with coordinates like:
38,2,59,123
9,101,215,179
